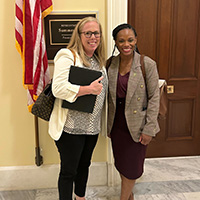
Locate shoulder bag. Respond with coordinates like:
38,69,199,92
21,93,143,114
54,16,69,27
31,49,76,121
140,55,167,120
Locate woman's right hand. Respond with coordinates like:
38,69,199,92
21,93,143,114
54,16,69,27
76,76,104,97
89,76,104,95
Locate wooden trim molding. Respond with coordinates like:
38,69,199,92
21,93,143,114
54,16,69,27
107,0,128,58
106,0,128,186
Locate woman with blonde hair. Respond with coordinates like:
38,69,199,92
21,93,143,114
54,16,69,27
49,17,108,200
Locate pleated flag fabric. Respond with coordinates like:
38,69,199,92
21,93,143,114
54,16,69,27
15,0,53,111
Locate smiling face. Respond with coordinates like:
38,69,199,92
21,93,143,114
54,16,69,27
115,28,137,56
80,21,101,57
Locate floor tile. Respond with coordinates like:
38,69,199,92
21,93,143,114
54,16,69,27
0,190,36,200
1,156,200,200
35,188,58,200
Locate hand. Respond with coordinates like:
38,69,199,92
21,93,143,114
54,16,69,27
76,76,104,97
89,76,104,95
139,133,152,145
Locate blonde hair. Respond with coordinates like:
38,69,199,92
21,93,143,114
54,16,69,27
67,17,105,68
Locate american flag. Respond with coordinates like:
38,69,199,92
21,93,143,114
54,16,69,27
15,0,53,111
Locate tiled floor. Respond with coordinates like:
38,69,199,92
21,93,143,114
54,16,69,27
1,156,200,200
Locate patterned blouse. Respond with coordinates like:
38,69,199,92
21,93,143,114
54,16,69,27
63,56,108,135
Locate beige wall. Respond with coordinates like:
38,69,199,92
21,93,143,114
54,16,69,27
0,0,107,167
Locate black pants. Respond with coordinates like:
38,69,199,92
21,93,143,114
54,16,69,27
55,132,98,200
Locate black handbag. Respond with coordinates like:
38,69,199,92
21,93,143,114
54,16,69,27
31,82,55,121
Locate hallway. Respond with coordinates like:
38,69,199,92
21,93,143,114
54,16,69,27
0,156,200,200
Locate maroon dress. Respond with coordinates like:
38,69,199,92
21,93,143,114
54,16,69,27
110,72,147,179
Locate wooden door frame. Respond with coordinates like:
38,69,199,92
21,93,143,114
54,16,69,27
127,0,200,157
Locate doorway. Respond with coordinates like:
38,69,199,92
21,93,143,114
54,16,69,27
128,0,200,157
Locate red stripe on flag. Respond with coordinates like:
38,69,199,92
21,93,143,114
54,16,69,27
16,5,23,24
32,0,40,46
15,30,23,53
24,0,33,86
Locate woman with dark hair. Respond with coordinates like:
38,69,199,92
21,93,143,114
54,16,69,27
107,23,160,200
49,17,108,200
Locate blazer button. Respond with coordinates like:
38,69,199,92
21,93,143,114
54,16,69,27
137,97,141,101
140,84,144,88
133,110,137,114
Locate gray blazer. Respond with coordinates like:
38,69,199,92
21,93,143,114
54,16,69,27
107,52,160,142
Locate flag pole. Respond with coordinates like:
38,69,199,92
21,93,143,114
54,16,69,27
34,116,43,166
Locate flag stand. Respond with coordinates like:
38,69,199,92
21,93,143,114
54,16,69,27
34,116,43,166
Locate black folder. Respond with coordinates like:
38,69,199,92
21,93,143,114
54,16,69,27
62,65,102,113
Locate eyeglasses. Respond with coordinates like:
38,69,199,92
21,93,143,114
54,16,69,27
81,31,101,38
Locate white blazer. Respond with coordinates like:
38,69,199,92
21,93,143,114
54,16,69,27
48,48,108,140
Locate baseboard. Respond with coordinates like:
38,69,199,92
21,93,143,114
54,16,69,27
0,162,108,191
107,163,120,186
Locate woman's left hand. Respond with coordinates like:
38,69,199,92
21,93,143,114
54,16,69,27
139,133,152,145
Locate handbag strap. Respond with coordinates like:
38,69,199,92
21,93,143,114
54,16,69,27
140,54,145,79
69,49,76,65
106,56,114,71
140,54,149,98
